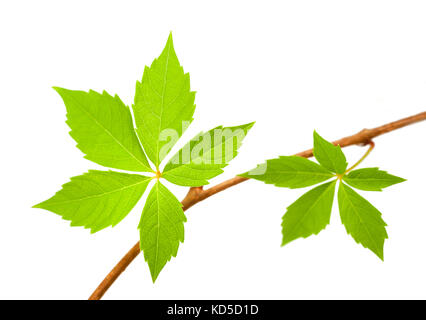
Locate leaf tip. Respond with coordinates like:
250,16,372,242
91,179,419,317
281,238,291,247
238,162,267,178
237,172,250,178
52,87,71,101
376,250,385,261
52,86,66,93
313,130,322,141
247,121,256,129
166,31,174,48
313,130,328,141
89,227,101,234
398,177,407,183
149,266,161,283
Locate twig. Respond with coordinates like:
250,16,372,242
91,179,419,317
88,111,426,300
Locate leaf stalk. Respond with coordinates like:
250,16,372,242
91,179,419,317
345,140,375,174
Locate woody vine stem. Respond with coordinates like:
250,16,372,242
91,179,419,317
89,111,426,300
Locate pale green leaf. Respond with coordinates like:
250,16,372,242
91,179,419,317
343,168,406,191
313,131,347,174
133,33,196,167
337,182,388,260
282,180,337,246
33,170,151,233
162,122,254,186
240,156,334,189
54,87,152,172
139,181,186,282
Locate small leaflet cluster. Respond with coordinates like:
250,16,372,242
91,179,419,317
33,33,253,282
241,131,405,260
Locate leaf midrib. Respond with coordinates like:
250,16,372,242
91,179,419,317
40,179,149,206
154,183,160,278
318,143,339,172
345,177,396,183
155,41,171,167
273,170,332,175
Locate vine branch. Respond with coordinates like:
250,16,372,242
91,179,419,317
89,111,426,300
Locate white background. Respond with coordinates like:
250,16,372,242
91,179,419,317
1,0,426,300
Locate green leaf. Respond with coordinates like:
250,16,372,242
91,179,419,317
54,87,152,173
240,156,334,189
313,131,348,174
133,33,196,168
162,122,254,186
282,180,337,246
33,170,151,233
343,168,406,191
337,182,388,260
139,181,186,282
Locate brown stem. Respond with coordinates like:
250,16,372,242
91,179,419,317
88,111,426,300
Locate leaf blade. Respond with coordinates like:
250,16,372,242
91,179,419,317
33,170,151,233
240,156,334,189
54,87,152,172
139,181,186,282
282,180,337,246
133,33,196,167
337,182,388,260
162,122,254,186
343,168,406,191
313,131,348,174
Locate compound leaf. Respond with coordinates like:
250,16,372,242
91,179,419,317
139,181,186,282
343,168,406,191
54,87,152,173
33,170,151,233
162,122,254,186
240,156,334,189
313,131,347,174
133,33,196,168
282,180,337,246
338,182,388,260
